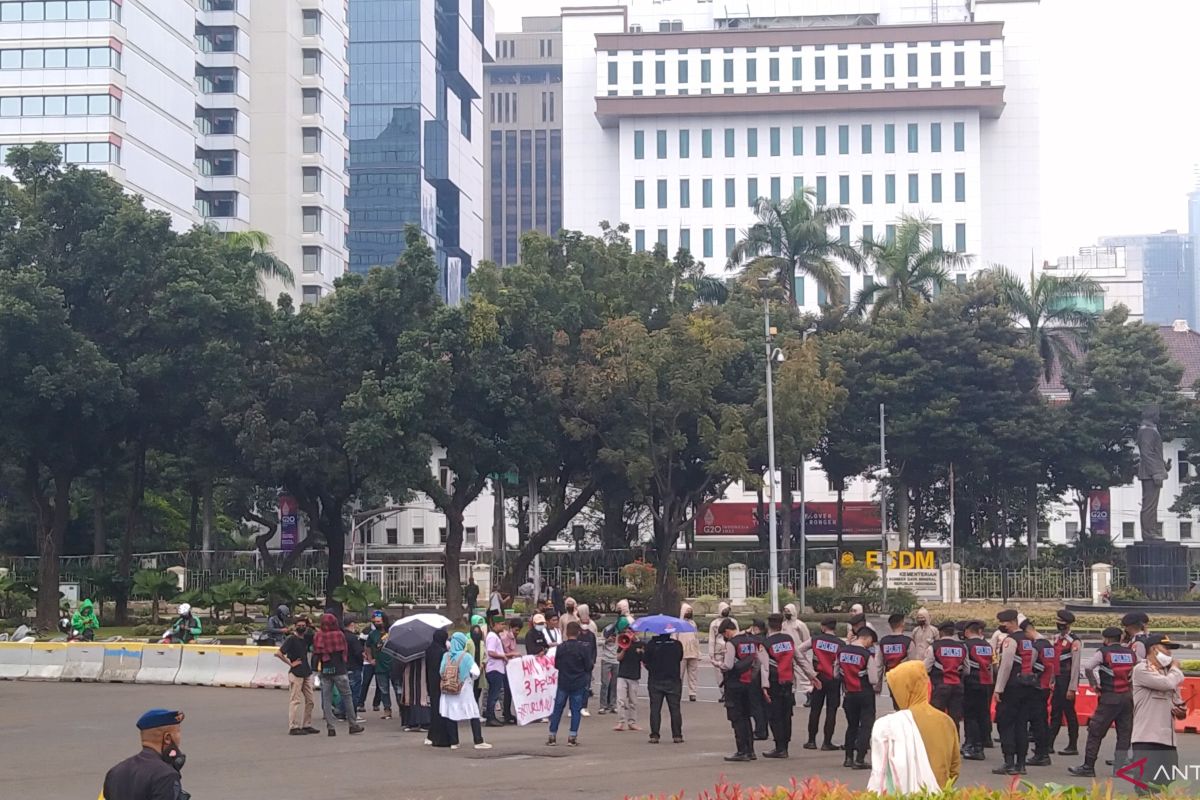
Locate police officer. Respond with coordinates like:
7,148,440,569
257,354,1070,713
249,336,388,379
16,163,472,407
924,620,966,727
798,617,843,751
846,613,867,643
746,619,770,741
838,626,880,770
1069,627,1135,777
1022,618,1057,766
1049,610,1082,756
992,608,1037,776
879,613,914,675
101,709,189,800
763,613,817,759
961,620,993,761
719,618,769,762
1123,612,1151,661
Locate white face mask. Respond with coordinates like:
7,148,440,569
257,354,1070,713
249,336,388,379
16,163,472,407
536,624,547,632
1156,651,1174,668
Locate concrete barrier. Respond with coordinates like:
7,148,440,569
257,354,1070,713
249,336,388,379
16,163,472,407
25,642,67,680
136,644,182,684
212,645,259,688
61,642,105,681
251,648,291,689
0,641,32,680
100,643,144,683
174,644,220,686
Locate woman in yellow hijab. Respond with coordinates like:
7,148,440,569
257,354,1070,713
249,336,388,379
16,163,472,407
867,660,961,793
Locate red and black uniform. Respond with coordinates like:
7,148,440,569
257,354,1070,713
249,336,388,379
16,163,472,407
926,637,967,724
837,644,878,763
1080,644,1135,770
722,632,766,757
1028,638,1058,759
962,636,994,753
879,633,913,672
804,632,843,748
766,632,799,752
995,632,1039,770
1049,632,1081,753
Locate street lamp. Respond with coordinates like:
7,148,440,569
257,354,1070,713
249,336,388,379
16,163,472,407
798,326,817,613
758,277,781,614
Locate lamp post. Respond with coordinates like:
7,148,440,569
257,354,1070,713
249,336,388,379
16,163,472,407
879,403,888,610
799,326,816,613
759,277,780,613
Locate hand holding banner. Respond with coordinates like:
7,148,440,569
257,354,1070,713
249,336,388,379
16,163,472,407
504,648,557,725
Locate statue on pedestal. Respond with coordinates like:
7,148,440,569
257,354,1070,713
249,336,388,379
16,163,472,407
1136,405,1171,541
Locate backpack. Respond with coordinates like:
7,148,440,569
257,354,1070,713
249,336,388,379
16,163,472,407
440,655,465,695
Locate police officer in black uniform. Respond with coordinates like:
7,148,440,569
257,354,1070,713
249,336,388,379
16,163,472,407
101,709,189,800
746,619,770,741
992,608,1037,776
719,618,769,762
1069,627,1136,777
763,612,818,759
961,620,994,761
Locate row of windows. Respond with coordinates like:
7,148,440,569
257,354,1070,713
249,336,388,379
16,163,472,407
0,93,117,118
610,49,992,86
632,172,968,211
0,0,118,22
0,46,119,70
0,140,117,164
632,122,967,160
369,525,480,546
630,221,968,259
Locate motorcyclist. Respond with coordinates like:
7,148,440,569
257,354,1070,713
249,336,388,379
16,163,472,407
72,599,101,641
263,605,292,644
167,604,203,644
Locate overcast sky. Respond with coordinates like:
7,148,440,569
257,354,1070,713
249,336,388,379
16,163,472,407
491,0,1200,259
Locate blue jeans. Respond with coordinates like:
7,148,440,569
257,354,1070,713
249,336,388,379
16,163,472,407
347,667,363,712
485,670,505,721
549,686,588,737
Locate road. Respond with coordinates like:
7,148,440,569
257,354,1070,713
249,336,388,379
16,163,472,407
4,680,1191,799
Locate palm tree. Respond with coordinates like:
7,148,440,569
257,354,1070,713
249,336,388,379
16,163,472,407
727,190,859,310
989,265,1103,382
854,214,970,319
224,229,295,288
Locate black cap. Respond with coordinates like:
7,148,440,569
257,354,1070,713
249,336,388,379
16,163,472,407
849,613,866,625
996,609,1018,623
938,620,957,633
751,618,767,631
821,617,837,629
1121,611,1149,626
1056,610,1075,624
1145,634,1181,650
965,620,985,633
857,627,878,643
1102,627,1123,640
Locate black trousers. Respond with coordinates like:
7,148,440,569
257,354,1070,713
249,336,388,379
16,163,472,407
808,677,841,745
724,683,755,755
996,685,1035,766
842,690,876,761
445,717,484,746
1049,676,1079,749
750,677,768,738
1083,694,1133,769
962,683,993,750
768,682,795,751
931,683,964,725
1030,687,1051,756
649,682,683,739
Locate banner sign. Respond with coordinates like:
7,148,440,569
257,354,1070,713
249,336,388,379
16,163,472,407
505,649,558,725
696,501,881,536
279,495,299,552
885,569,941,598
865,550,936,570
1089,490,1110,538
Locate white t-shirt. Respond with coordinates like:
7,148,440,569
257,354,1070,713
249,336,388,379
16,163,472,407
485,631,506,674
488,591,503,615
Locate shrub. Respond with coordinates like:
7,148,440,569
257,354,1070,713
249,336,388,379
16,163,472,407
627,777,1128,800
621,560,657,593
569,584,651,614
1181,660,1200,674
806,587,839,613
330,576,382,613
884,588,919,616
1110,586,1146,601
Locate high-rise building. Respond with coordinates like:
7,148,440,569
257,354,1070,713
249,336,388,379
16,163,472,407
0,0,350,306
1100,232,1195,328
1045,245,1143,322
483,16,562,266
1189,177,1200,323
347,0,493,304
557,0,1041,313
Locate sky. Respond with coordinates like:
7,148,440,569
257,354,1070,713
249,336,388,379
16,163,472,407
491,0,1200,259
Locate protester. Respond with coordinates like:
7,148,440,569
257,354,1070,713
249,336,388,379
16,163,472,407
961,619,994,761
277,617,317,735
101,709,188,800
396,646,431,731
362,610,392,716
501,619,521,723
799,618,842,751
526,613,551,656
868,661,960,792
168,603,202,644
709,602,738,682
643,631,684,744
576,604,598,716
73,598,101,641
614,624,644,732
924,620,965,726
1025,618,1057,766
547,622,595,747
464,576,480,616
314,612,362,736
1131,634,1186,794
550,580,565,615
341,618,365,720
1050,610,1082,756
839,626,880,770
846,613,868,644
439,632,492,750
487,586,507,620
992,609,1033,775
484,617,510,726
911,608,935,662
616,597,635,627
764,612,817,759
782,603,812,705
545,610,563,647
469,614,486,706
424,628,452,747
676,603,702,702
598,619,620,715
1069,626,1135,777
560,596,578,634
719,618,768,762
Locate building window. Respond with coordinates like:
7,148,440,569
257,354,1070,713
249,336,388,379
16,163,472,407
1180,451,1191,482
792,126,803,156
840,225,851,245
884,53,894,78
633,130,644,159
302,167,321,193
885,174,896,204
747,128,758,157
932,223,943,249
679,129,690,158
655,60,665,84
302,207,321,233
680,228,691,252
302,88,321,115
724,127,735,157
815,126,826,156
725,227,736,256
769,57,779,82
302,127,321,154
838,125,849,155
862,224,873,243
701,59,711,83
0,1,121,21
634,230,646,251
861,174,873,204
302,49,321,76
931,52,941,76
385,527,398,546
837,55,847,80
723,58,733,82
1,45,120,70
907,123,918,153
885,224,896,244
1122,521,1135,540
746,57,756,82
656,129,667,159
302,246,321,272
955,223,966,253
792,56,801,81
769,126,780,157
931,173,942,203
884,123,895,154
815,56,825,81
795,276,805,305
607,61,618,85
747,177,758,207
633,61,643,84
701,129,712,158
702,228,713,258
981,51,992,75
703,177,714,208
907,52,918,76
954,51,965,76
955,273,966,289
194,189,235,217
634,179,645,209
465,527,478,546
930,122,942,153
860,124,872,154
679,178,690,209
657,179,667,209
954,172,966,202
770,176,781,203
836,174,849,205
954,122,965,152
908,173,919,203
861,53,872,79
0,92,118,118
301,285,322,305
1065,521,1079,541
302,9,321,36
815,176,826,205
1182,522,1193,540
723,178,733,208
412,527,425,546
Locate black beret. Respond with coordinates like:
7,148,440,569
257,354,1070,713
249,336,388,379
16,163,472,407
1056,610,1075,624
938,620,957,632
849,614,866,625
965,620,985,632
996,609,1018,622
821,617,838,628
1121,612,1147,627
1102,627,1123,639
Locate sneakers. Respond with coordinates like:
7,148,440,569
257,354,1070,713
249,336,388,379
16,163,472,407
851,760,870,771
380,712,392,720
628,724,642,732
613,723,627,732
992,764,1018,776
802,741,818,750
673,737,685,744
349,724,364,735
648,735,660,744
597,708,609,715
356,706,366,714
581,709,590,717
546,735,557,746
474,742,493,750
1027,755,1052,767
567,736,579,747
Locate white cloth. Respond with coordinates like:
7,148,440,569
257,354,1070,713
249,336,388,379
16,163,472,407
439,664,482,721
867,710,940,795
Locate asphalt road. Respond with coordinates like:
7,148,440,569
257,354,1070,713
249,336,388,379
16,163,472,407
4,677,1193,799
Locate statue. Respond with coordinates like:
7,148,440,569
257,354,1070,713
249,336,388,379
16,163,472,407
1136,405,1171,541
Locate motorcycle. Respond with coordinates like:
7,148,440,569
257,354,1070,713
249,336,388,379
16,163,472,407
250,628,287,648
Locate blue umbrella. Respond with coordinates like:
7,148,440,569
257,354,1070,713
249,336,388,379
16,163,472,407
631,615,696,635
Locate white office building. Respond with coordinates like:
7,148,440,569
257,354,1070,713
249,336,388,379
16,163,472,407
560,0,1041,313
0,0,349,305
1044,245,1144,322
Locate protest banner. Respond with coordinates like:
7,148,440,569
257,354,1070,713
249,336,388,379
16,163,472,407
504,648,557,725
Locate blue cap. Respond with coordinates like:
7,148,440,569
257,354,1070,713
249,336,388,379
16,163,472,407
136,709,184,730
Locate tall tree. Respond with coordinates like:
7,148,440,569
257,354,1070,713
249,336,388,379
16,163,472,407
853,214,968,318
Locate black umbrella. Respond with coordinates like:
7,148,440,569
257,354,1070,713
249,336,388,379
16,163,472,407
383,614,453,663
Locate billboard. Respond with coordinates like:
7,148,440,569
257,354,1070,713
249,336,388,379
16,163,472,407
279,495,299,552
1089,489,1110,537
695,501,881,537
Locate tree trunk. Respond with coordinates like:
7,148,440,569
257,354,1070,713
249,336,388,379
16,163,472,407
502,486,597,597
1026,481,1039,561
599,489,630,552
492,477,505,574
443,506,466,622
649,515,681,615
187,488,200,550
323,501,347,611
91,482,106,565
895,481,911,550
115,442,147,625
835,485,845,580
754,482,769,550
30,463,73,627
911,485,924,550
201,480,214,570
779,476,793,573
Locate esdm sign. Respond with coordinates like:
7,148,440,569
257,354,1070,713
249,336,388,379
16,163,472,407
864,550,940,599
505,649,558,725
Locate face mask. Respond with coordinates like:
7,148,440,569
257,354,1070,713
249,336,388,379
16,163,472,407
1056,623,1068,632
536,625,546,632
1156,651,1174,668
161,739,186,773
784,612,793,619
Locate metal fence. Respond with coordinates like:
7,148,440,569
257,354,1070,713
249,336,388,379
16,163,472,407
747,568,818,598
351,563,474,608
960,567,1092,600
185,568,330,598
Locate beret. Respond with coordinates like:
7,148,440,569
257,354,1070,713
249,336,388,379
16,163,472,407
1056,610,1075,624
137,709,184,730
1102,627,1123,639
996,609,1018,622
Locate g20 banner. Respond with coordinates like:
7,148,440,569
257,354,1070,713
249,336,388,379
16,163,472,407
505,649,558,725
1089,490,1110,537
279,495,299,552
